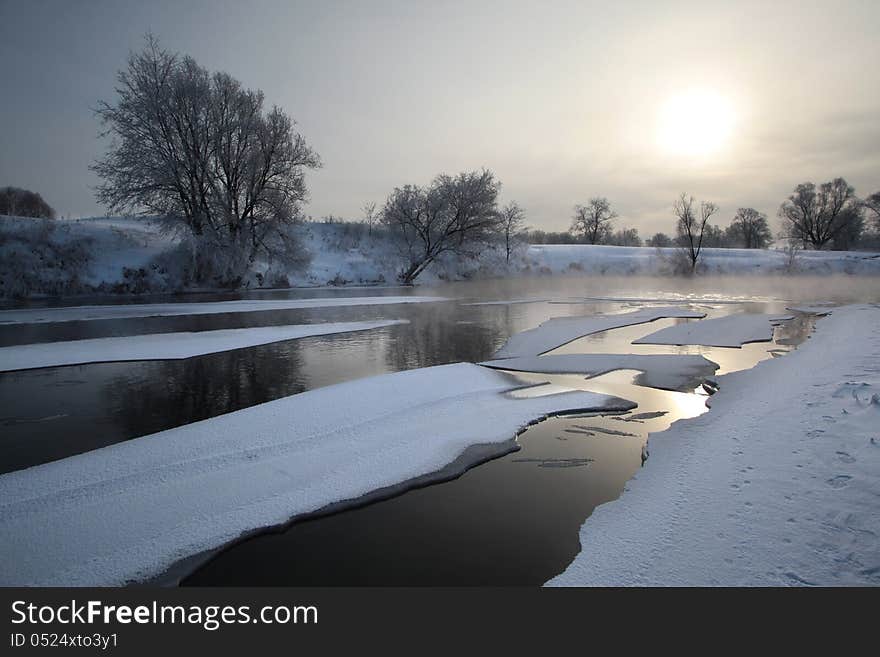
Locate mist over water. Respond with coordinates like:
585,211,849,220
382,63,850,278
0,273,874,584
1,275,874,475
180,276,851,585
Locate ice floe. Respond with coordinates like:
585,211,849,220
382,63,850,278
786,305,835,316
0,296,448,325
492,307,706,358
0,362,632,586
633,313,793,348
480,353,719,391
461,298,550,306
0,320,407,372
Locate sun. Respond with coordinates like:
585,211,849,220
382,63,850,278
657,89,735,157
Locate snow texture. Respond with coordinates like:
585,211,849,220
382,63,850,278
492,307,706,358
0,295,447,325
548,304,880,586
480,354,719,391
0,320,406,372
634,313,792,347
0,363,630,586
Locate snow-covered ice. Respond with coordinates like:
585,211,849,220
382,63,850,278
572,295,764,305
462,298,551,306
786,305,835,316
492,307,706,358
0,296,448,325
0,363,632,586
480,354,719,391
548,304,880,586
634,313,793,348
0,320,407,372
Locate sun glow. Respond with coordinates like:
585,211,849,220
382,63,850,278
657,89,736,157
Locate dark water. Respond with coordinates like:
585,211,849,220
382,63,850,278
0,275,871,585
182,311,814,586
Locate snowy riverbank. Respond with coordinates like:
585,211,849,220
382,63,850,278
2,215,879,298
548,304,880,586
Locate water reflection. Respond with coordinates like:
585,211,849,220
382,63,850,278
0,276,857,583
184,309,815,586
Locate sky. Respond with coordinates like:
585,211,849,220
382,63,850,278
1,0,878,235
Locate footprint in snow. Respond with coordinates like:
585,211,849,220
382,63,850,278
826,475,852,488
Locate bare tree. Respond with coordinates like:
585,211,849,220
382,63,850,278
0,187,55,218
92,35,320,277
674,193,718,273
727,208,772,249
778,178,860,250
362,201,378,236
571,197,617,244
381,170,501,284
499,201,526,263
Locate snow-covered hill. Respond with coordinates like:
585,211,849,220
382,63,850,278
2,215,879,298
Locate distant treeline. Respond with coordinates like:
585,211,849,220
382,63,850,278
526,182,880,252
0,187,55,219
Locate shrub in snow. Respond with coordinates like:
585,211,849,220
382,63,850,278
0,217,92,297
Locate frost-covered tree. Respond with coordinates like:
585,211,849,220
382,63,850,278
830,205,865,250
0,187,55,219
499,201,526,263
381,169,501,284
362,201,378,236
607,226,642,246
699,224,727,248
646,232,672,247
92,35,320,274
864,191,880,231
725,208,772,249
674,193,717,273
526,229,579,244
571,197,617,244
778,178,860,250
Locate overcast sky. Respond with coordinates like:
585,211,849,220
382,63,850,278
1,0,878,234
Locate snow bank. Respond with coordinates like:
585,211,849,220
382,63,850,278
480,354,719,391
548,305,880,586
0,363,631,586
6,217,880,297
634,313,792,347
0,295,447,325
0,215,175,297
0,320,406,372
525,244,880,276
492,307,706,358
4,215,879,299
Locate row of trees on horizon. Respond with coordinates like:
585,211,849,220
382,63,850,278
4,36,880,285
526,180,880,254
